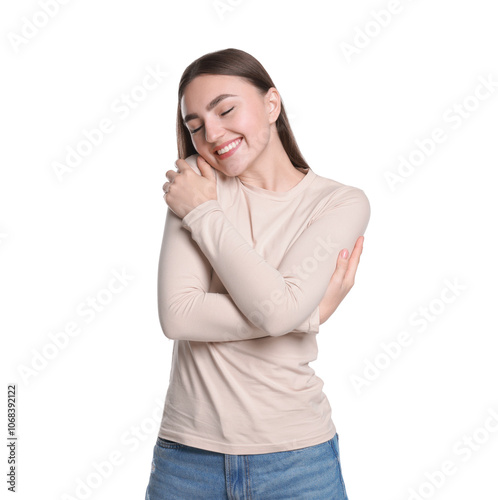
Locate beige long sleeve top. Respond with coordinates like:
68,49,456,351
157,153,371,454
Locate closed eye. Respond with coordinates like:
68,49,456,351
191,107,235,134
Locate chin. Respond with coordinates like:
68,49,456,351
220,165,243,178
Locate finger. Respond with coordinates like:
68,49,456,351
331,249,349,282
349,236,364,262
196,155,215,179
343,236,364,283
165,169,179,182
174,159,188,173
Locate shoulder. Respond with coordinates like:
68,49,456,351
183,153,219,181
312,171,370,209
183,154,202,175
307,171,371,226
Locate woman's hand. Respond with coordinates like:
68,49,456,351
318,236,365,325
163,155,217,219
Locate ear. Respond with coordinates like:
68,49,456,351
265,87,280,124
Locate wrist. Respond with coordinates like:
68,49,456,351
181,199,222,231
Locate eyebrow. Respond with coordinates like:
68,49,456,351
183,94,238,125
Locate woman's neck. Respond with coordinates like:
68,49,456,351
237,131,305,192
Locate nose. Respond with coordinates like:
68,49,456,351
203,117,225,145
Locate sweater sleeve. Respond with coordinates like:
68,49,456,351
157,205,319,342
180,186,371,337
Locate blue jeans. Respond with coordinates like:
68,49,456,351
145,433,349,499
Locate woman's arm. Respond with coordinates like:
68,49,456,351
157,206,319,342
180,186,370,337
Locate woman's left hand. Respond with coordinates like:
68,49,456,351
318,235,365,325
163,155,218,219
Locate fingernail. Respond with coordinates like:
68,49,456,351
341,249,349,259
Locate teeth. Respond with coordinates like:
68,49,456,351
217,138,241,155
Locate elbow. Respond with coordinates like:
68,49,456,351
258,309,317,337
158,304,188,340
158,316,177,341
258,317,291,338
158,289,210,341
158,287,199,340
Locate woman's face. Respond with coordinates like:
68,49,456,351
180,74,278,177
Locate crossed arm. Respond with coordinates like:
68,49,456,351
157,185,370,342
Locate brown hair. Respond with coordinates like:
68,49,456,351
176,48,310,171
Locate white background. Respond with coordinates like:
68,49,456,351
1,0,497,499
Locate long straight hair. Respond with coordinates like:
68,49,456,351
176,48,310,171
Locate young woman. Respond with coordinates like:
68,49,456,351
145,48,371,499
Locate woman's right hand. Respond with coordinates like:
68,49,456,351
318,236,365,325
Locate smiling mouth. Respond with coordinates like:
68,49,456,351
215,138,242,155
